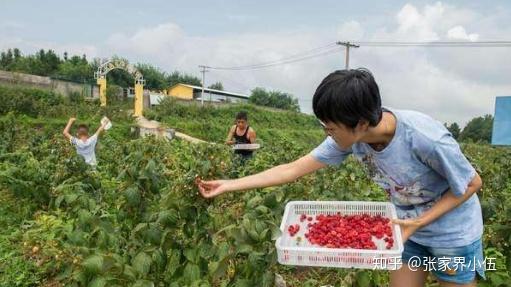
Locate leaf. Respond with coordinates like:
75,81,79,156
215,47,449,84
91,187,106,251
72,270,88,285
234,279,253,287
208,257,229,279
270,224,282,240
132,252,152,276
133,280,155,287
255,205,270,215
152,249,166,271
82,255,104,274
184,248,199,263
68,229,87,245
157,210,178,226
132,223,148,234
65,193,79,204
200,160,211,175
55,195,64,208
246,224,261,242
199,243,215,260
145,159,156,174
122,265,137,280
242,218,252,233
96,230,108,249
214,224,236,237
235,244,253,255
165,249,181,276
78,209,93,226
246,195,262,209
145,226,162,245
216,242,230,259
254,220,267,234
184,263,201,284
124,186,141,206
88,276,106,287
488,273,505,286
355,271,371,287
56,264,73,281
259,228,269,241
263,193,278,208
262,271,274,287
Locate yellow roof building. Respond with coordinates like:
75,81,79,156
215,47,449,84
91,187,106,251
167,83,249,103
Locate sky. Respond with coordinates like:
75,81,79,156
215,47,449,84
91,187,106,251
1,0,510,125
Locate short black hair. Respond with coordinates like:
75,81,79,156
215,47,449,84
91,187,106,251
312,68,382,128
236,111,248,121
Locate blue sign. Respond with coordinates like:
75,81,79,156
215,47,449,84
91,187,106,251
491,96,511,145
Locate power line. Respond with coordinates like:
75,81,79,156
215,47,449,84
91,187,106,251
200,39,511,86
205,42,341,71
208,70,251,91
207,47,341,70
355,41,511,47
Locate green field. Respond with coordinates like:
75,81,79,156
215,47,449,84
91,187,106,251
0,85,510,287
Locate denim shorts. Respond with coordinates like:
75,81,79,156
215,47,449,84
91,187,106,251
402,238,485,284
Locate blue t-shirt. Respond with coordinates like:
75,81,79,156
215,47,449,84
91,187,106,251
311,108,483,248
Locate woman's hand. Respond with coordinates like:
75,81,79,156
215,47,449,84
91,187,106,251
197,179,233,198
196,155,326,199
392,218,423,243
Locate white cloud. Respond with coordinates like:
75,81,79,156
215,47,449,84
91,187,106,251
394,2,442,40
107,23,185,57
447,25,479,41
337,20,364,40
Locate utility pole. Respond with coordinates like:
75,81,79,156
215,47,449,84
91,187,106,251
199,65,209,105
336,41,359,69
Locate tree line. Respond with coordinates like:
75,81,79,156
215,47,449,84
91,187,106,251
445,114,494,143
0,48,302,112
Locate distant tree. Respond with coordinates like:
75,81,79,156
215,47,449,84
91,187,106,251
445,122,461,140
135,63,167,90
106,69,133,88
0,48,62,76
249,87,300,112
12,48,21,60
208,82,224,90
56,55,93,82
460,115,494,143
166,71,201,87
34,49,61,75
0,49,14,68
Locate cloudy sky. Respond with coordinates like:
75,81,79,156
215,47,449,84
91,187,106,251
1,0,510,125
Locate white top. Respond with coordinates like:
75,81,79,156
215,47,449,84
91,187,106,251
70,134,98,165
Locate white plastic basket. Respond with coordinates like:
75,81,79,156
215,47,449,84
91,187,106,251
232,143,260,150
275,201,404,270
